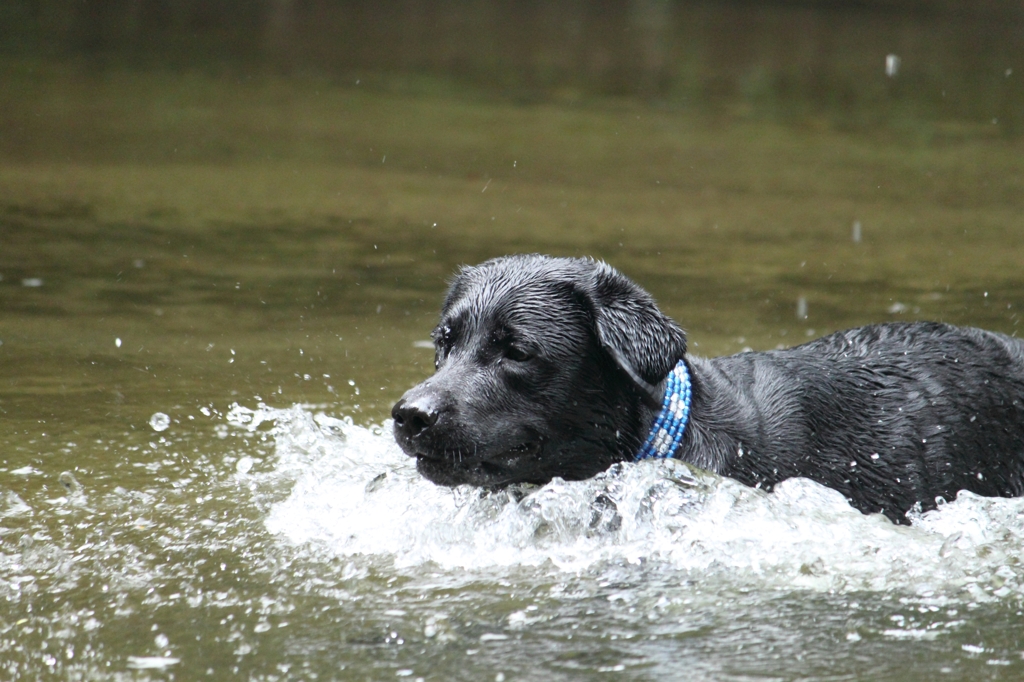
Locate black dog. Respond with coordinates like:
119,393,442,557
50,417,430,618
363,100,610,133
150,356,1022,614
392,254,1024,523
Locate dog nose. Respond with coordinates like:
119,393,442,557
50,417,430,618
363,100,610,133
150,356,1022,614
392,397,440,439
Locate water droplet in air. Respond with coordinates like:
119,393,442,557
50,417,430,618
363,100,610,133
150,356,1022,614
885,54,900,77
236,456,254,474
149,412,170,432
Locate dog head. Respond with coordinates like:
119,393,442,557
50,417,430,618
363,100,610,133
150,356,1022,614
392,254,687,487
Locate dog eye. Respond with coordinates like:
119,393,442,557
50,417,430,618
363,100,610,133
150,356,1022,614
435,341,452,369
432,325,454,368
505,345,532,362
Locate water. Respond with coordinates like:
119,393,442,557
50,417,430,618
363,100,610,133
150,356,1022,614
5,402,1024,680
2,21,1024,677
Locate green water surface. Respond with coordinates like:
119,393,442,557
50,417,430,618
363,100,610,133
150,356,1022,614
1,58,1023,680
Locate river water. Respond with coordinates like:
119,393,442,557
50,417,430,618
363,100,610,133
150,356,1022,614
2,49,1024,680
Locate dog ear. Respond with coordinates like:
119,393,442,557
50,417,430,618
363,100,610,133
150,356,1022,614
577,261,688,407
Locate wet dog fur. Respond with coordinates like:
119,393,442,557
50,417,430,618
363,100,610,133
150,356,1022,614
392,254,1024,524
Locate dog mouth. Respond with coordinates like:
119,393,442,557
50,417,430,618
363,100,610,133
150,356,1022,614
413,441,543,486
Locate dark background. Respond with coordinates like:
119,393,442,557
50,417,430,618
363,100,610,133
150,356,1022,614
2,0,1023,133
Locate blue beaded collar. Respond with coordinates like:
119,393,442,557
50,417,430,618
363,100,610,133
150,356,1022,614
634,359,692,461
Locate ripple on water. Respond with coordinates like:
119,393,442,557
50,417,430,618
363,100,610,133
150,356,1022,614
244,405,1024,600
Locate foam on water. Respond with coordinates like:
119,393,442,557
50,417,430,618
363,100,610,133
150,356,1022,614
247,405,1024,600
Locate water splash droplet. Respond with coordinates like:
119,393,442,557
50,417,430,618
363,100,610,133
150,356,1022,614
149,412,170,432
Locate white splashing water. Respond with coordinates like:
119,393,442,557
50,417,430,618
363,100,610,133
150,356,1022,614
235,404,1024,600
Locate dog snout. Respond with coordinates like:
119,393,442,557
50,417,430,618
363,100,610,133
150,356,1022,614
392,394,442,443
